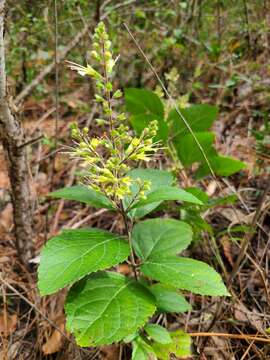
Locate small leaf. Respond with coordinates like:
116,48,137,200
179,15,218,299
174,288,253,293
209,194,238,206
132,337,157,360
152,330,191,359
181,209,213,235
141,255,229,296
38,228,130,295
124,169,174,219
131,186,203,210
50,185,114,209
145,324,172,344
132,219,193,261
65,272,156,346
125,88,164,118
150,284,191,313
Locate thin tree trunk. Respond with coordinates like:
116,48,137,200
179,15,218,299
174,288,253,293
0,0,33,264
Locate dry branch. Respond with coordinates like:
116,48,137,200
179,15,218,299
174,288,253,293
0,0,33,263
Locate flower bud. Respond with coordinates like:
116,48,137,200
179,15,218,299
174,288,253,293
95,94,104,102
113,89,122,99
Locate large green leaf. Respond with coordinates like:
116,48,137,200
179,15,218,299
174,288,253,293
173,132,217,166
131,186,203,210
150,284,191,313
65,272,156,346
124,168,174,219
50,185,114,209
132,219,193,261
125,88,164,118
38,228,129,295
195,155,246,178
141,255,229,296
169,104,218,140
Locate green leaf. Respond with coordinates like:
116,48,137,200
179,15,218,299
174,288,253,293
150,284,191,313
181,209,213,235
195,155,246,178
141,255,229,296
50,185,114,209
132,337,157,360
185,187,209,203
124,169,174,219
125,88,168,141
152,330,191,359
145,324,172,344
132,219,193,261
209,194,238,206
131,186,203,210
125,88,164,118
38,228,130,295
65,272,156,346
173,132,217,166
169,104,218,139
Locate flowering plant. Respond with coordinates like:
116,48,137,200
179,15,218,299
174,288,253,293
38,22,228,358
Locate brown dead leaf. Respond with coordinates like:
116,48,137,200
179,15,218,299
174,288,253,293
0,203,13,233
0,153,9,189
100,345,120,360
234,306,248,322
42,323,65,355
234,304,264,333
217,208,253,227
221,236,234,267
0,171,10,189
118,263,131,275
0,312,17,336
206,181,217,196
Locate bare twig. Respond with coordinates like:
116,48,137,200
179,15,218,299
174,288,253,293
189,332,270,343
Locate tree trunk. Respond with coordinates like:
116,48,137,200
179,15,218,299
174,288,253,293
0,0,33,264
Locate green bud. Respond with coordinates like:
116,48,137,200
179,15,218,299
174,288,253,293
91,50,100,60
95,94,104,102
105,40,111,49
93,42,100,50
96,81,105,90
83,127,89,135
71,128,79,138
105,82,113,91
96,118,106,126
117,113,126,121
113,89,122,99
105,51,112,60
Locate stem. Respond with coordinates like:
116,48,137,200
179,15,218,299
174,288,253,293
120,201,138,280
101,41,113,133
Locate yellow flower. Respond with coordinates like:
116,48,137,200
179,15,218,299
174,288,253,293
66,61,101,79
